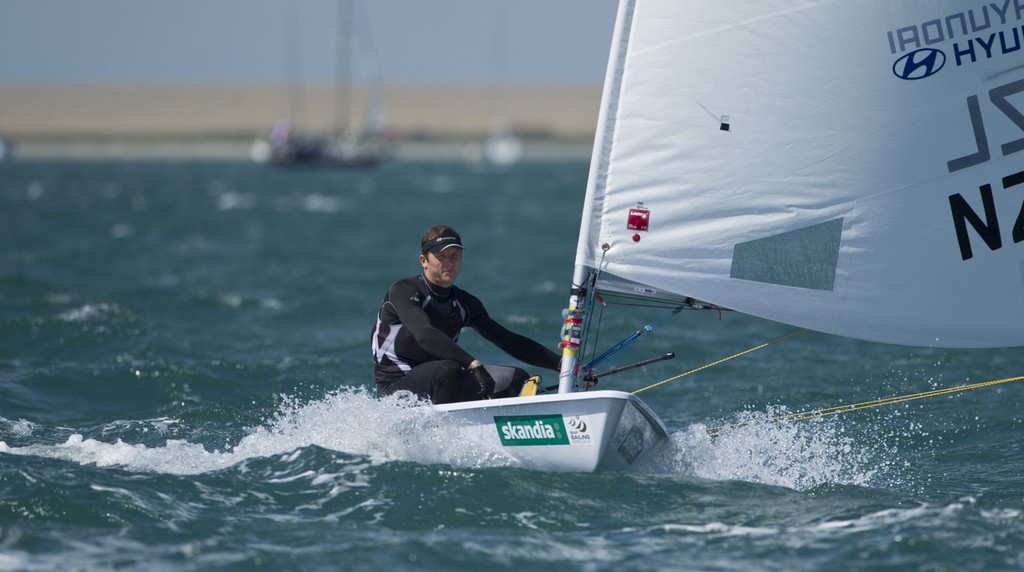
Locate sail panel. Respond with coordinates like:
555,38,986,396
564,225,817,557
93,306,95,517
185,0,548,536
731,218,844,291
578,0,1024,348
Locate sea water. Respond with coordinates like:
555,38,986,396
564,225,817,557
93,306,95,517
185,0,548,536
1,159,1022,571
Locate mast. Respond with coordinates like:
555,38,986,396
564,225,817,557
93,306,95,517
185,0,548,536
333,0,353,136
558,0,637,394
283,3,304,126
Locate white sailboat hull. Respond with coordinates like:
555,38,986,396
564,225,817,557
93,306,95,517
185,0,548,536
436,390,669,472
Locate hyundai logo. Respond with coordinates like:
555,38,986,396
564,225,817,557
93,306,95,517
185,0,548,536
892,48,946,80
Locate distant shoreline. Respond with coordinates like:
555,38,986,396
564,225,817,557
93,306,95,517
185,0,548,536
6,136,596,162
0,83,603,141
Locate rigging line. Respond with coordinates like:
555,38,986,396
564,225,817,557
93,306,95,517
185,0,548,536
705,374,1024,437
631,329,808,395
583,305,685,372
579,253,608,367
587,295,607,368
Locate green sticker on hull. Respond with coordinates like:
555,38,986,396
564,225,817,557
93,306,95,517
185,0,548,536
494,414,569,446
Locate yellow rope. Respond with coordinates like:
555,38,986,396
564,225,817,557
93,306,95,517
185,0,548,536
631,329,808,395
627,328,1023,436
706,374,1024,437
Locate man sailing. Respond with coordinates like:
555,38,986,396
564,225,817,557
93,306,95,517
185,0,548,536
371,225,561,403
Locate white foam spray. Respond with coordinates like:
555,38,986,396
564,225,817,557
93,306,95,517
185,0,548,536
0,388,514,475
1,393,893,489
663,407,893,491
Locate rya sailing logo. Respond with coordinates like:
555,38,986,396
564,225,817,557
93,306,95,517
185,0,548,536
892,48,946,80
567,415,587,433
566,415,593,444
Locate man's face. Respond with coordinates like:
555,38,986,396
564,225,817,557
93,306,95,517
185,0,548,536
420,247,463,287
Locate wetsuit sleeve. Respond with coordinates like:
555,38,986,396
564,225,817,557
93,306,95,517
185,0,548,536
463,293,562,371
387,280,476,367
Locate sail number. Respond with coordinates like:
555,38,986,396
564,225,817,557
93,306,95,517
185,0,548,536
947,78,1024,173
947,78,1024,261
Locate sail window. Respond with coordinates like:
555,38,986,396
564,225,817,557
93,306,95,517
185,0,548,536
729,218,844,291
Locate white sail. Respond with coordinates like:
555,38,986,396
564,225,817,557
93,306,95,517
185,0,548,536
578,0,1024,348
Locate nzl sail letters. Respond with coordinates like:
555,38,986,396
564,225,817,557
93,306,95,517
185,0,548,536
946,78,1024,261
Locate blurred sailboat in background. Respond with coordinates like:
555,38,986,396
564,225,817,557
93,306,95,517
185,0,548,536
479,2,523,166
481,117,524,167
251,0,390,167
0,134,14,162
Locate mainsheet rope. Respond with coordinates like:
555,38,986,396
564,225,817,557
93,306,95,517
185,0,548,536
627,329,1024,436
631,329,808,395
705,373,1024,436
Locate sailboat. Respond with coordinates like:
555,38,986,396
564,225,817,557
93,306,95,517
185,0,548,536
253,0,388,167
481,117,524,167
480,3,524,167
437,0,1024,471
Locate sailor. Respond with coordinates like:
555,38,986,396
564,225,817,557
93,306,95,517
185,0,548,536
371,225,562,404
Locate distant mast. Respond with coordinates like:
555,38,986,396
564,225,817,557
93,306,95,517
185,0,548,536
334,0,353,137
481,1,523,166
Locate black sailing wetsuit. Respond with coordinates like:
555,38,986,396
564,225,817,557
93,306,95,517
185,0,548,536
371,275,561,403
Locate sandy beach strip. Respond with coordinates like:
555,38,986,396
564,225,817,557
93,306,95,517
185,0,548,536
0,83,601,138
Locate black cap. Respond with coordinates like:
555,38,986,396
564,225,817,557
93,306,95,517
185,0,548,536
421,233,463,255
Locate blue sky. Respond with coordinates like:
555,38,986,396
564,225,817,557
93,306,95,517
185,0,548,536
0,0,618,85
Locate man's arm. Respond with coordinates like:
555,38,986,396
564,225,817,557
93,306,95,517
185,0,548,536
464,294,561,371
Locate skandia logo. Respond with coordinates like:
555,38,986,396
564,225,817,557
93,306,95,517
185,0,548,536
893,48,946,80
494,414,569,446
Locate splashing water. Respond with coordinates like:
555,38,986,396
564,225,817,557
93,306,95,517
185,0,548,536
663,407,895,491
1,392,894,488
0,388,518,475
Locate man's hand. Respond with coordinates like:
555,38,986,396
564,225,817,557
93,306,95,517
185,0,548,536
469,365,496,398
